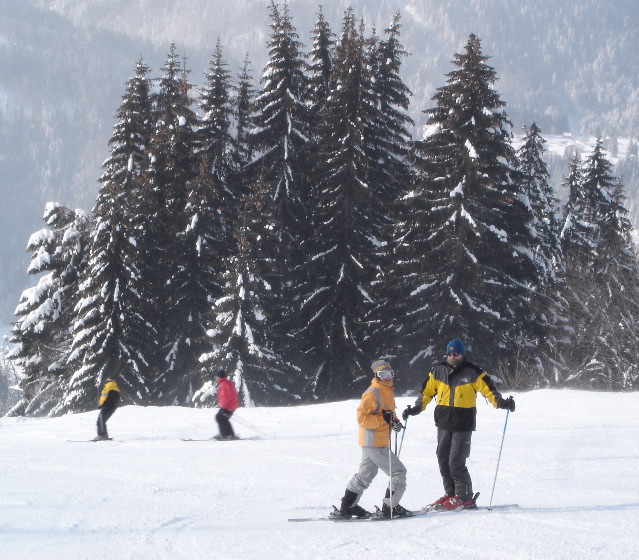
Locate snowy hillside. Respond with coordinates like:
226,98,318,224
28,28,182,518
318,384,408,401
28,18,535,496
1,389,637,559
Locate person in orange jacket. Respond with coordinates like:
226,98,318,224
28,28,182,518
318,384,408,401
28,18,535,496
213,369,239,440
94,377,120,441
335,360,411,519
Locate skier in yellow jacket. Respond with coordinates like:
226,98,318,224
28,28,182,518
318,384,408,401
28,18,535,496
94,378,121,441
403,338,515,509
336,360,411,519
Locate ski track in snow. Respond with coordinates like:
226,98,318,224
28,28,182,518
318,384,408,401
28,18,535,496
1,390,638,559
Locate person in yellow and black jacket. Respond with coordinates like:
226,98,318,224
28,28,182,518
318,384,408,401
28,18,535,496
403,338,515,510
335,360,412,519
94,378,121,441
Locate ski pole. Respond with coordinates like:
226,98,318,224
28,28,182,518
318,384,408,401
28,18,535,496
231,413,268,437
388,423,394,518
397,416,408,458
394,429,398,455
489,408,510,508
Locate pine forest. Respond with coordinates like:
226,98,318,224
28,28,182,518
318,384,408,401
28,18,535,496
6,2,639,416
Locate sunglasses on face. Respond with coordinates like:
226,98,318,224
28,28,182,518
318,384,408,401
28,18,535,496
447,352,462,357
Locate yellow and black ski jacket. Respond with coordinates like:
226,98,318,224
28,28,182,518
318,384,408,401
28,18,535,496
417,360,502,432
99,379,121,410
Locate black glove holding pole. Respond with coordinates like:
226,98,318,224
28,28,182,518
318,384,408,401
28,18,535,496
497,396,516,412
382,410,403,432
402,404,422,421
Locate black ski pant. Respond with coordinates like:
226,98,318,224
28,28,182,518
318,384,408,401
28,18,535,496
216,409,235,438
436,428,473,500
97,404,117,437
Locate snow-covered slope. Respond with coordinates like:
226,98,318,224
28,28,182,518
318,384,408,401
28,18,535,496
1,389,637,559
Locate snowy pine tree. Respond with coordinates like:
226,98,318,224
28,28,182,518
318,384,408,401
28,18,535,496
561,139,639,389
197,176,298,407
400,34,541,381
9,204,91,415
167,40,247,403
142,44,201,401
247,1,312,363
299,10,385,399
64,60,157,412
515,123,568,385
364,12,414,367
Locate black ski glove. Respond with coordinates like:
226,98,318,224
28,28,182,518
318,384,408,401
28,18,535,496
402,404,422,421
497,396,516,412
392,418,403,433
382,410,394,424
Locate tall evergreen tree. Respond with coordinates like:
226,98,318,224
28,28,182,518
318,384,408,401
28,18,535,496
365,12,415,365
516,123,567,385
581,138,619,251
198,176,297,406
9,204,91,415
248,1,312,360
560,152,590,260
172,40,246,402
64,60,157,412
561,140,639,389
142,44,201,401
517,124,562,281
399,34,540,382
299,10,382,400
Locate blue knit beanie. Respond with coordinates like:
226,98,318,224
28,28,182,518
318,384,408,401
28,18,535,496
216,369,227,378
446,339,465,355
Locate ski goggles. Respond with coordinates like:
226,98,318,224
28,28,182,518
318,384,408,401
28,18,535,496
374,365,394,379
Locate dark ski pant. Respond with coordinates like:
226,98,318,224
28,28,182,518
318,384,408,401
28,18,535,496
216,409,235,438
436,428,473,500
97,404,117,437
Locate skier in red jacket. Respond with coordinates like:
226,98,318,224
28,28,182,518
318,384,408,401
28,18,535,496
214,369,239,440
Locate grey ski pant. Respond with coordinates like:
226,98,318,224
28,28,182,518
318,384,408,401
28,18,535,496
436,428,473,500
346,446,407,507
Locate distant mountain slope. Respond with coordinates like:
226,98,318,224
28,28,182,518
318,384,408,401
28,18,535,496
41,0,639,135
0,0,637,322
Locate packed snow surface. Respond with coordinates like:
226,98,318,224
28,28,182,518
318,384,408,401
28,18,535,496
1,389,637,559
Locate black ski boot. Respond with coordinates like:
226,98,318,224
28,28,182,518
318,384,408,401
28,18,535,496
338,489,371,519
380,489,413,518
381,503,413,518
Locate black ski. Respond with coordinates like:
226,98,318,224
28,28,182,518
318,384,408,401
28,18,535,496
67,438,113,442
288,499,519,523
289,505,423,523
181,435,257,442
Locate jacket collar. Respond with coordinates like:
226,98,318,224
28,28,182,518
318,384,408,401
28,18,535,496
372,377,393,389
